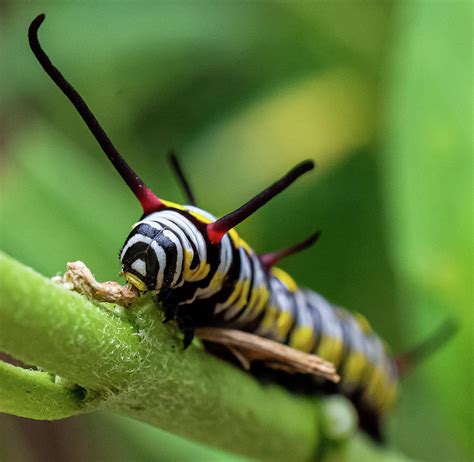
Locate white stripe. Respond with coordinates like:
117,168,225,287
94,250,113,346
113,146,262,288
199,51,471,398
150,240,166,289
120,234,151,261
196,233,232,298
152,210,207,262
272,278,294,314
131,259,146,276
162,229,183,286
120,233,166,289
148,211,209,281
236,255,267,322
183,233,233,305
306,291,341,340
294,291,312,327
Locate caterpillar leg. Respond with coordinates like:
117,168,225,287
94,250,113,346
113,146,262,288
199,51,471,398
357,404,384,443
162,304,178,324
177,315,196,349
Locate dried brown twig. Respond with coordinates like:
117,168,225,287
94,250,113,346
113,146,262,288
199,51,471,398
54,261,339,383
196,327,340,383
53,261,139,305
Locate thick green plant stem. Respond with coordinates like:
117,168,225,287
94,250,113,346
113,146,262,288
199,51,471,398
0,361,86,419
0,252,318,460
0,252,410,461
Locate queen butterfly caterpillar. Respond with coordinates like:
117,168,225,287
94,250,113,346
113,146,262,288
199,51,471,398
28,14,456,440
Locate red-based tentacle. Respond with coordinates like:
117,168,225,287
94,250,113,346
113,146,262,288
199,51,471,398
395,319,457,377
168,150,197,206
207,161,315,244
260,231,321,271
28,14,164,214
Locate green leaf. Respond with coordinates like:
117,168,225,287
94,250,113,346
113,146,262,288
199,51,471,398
384,2,473,459
0,361,86,419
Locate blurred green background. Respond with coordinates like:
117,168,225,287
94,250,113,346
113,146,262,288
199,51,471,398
0,1,472,461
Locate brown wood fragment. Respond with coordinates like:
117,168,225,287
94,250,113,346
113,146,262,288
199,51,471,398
226,345,252,371
196,327,340,383
52,261,139,306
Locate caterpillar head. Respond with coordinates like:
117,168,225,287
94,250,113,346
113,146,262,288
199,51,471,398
120,217,184,293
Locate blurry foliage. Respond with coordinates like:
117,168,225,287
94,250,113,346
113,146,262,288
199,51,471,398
0,1,472,461
383,2,473,459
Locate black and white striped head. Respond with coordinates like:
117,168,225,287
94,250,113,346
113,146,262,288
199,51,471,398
120,219,183,291
120,216,184,292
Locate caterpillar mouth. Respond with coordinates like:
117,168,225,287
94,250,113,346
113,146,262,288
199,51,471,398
124,272,147,292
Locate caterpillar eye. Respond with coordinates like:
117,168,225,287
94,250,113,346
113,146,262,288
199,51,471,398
124,272,147,292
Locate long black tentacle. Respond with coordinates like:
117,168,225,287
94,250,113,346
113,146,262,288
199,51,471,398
28,14,163,214
260,230,321,270
207,160,315,244
168,151,197,206
395,319,458,376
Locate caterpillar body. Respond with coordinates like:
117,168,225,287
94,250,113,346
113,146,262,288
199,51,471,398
121,203,398,437
28,14,454,441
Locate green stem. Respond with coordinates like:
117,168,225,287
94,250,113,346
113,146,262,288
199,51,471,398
0,361,86,419
0,252,317,460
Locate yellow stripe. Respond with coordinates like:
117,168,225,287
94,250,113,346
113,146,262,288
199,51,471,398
221,279,244,309
247,280,263,312
161,199,186,211
379,380,398,413
252,287,270,316
193,262,211,281
124,272,146,291
182,250,195,279
260,306,279,332
206,270,227,292
271,267,298,292
342,351,368,387
182,248,211,282
276,311,293,340
289,326,315,353
363,366,386,409
228,229,240,245
238,238,253,255
354,312,373,334
363,361,399,413
236,279,251,310
228,229,254,255
222,279,252,320
316,336,344,367
238,286,269,322
188,211,213,224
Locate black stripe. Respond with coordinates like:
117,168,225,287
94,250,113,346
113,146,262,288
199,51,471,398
162,231,224,306
158,231,178,290
335,312,353,376
199,239,242,322
122,240,159,290
227,251,256,324
135,222,164,239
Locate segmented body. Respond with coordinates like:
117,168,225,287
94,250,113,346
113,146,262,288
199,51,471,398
29,13,456,444
120,204,398,425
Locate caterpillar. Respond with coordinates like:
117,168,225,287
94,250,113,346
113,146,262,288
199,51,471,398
28,14,455,441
